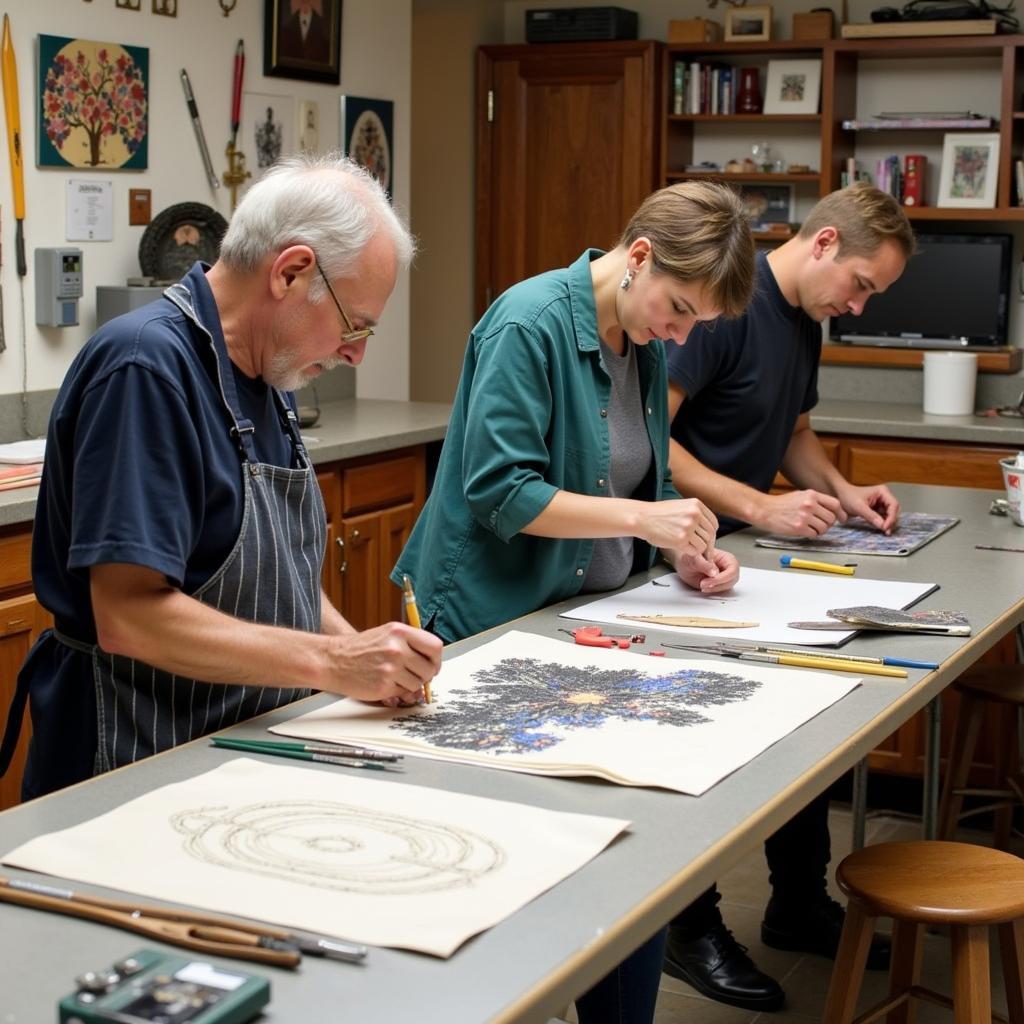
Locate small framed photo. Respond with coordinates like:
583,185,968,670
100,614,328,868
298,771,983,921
737,183,794,230
763,59,821,115
341,96,394,197
938,132,1000,208
264,0,341,85
725,5,773,41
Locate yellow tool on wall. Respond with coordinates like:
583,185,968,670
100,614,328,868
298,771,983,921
1,13,24,278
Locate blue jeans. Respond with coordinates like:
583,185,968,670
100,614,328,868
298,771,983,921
575,926,668,1024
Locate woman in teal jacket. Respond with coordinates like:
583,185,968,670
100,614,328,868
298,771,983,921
395,181,756,1023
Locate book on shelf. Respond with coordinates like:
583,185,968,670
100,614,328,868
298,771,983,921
842,115,993,130
671,60,735,116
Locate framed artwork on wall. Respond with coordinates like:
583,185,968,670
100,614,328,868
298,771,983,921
763,59,821,115
341,95,393,197
243,92,295,178
38,35,149,170
937,132,1000,208
264,0,341,85
725,5,772,42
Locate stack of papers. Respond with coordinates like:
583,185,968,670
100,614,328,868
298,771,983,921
0,439,45,491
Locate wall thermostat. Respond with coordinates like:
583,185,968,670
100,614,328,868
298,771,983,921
35,246,83,327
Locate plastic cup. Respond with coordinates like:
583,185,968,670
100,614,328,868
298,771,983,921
1000,457,1024,526
922,352,978,416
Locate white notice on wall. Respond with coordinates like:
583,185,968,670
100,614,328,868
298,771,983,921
66,179,113,241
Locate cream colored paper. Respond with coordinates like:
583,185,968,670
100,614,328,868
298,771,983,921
271,631,860,795
564,568,937,646
2,758,629,958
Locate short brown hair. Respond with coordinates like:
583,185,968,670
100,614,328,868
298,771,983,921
798,181,915,260
619,181,755,319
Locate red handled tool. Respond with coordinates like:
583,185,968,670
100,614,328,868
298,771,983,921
558,626,645,650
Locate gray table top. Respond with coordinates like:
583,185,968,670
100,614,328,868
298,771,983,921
1,483,1022,1023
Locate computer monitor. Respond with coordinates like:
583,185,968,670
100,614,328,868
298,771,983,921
830,232,1013,350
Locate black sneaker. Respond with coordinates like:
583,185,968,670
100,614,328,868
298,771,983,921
663,922,786,1012
761,894,891,971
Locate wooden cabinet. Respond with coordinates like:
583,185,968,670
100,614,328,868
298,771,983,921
0,526,52,812
475,41,659,319
316,446,427,631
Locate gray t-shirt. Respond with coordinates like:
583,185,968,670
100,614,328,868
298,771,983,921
582,336,653,592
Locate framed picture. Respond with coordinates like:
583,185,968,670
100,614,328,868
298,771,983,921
242,92,295,180
737,183,794,230
341,96,393,197
725,5,772,41
264,0,341,85
38,35,148,170
763,59,822,115
938,132,1000,208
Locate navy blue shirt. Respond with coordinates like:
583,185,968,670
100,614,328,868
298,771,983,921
22,263,296,797
666,252,821,534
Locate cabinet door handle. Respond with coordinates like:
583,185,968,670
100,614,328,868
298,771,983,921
335,536,346,574
4,618,26,629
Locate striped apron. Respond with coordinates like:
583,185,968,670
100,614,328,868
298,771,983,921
36,281,325,775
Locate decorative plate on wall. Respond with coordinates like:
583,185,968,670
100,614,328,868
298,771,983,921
138,202,229,281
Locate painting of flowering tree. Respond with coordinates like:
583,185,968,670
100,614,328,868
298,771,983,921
38,35,148,170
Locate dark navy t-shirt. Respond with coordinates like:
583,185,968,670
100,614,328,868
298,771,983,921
666,251,821,534
22,263,298,797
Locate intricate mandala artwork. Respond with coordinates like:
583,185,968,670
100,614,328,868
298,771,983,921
171,800,505,895
392,657,761,754
756,513,959,557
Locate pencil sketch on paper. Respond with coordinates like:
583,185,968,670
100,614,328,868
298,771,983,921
392,657,762,754
755,512,959,557
171,800,505,895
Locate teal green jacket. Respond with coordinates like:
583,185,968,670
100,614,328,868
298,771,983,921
392,250,679,642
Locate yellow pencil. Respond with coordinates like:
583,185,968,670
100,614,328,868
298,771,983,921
770,653,906,678
402,574,431,704
780,555,856,576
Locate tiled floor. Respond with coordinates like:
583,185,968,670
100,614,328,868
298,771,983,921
650,806,1012,1023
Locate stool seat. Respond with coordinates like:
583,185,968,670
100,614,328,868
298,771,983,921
838,840,1024,925
955,664,1024,706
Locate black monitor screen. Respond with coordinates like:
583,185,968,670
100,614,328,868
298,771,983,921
830,233,1012,347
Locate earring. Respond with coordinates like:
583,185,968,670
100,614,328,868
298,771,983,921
620,268,634,291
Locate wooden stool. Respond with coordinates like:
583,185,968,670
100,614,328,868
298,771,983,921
822,841,1024,1023
938,665,1024,850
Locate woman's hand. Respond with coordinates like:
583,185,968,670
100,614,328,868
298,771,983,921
674,547,740,594
638,498,718,557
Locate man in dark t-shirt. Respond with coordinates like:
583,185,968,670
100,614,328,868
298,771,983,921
662,183,914,1012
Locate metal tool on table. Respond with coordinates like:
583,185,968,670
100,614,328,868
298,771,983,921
559,626,645,649
0,874,368,968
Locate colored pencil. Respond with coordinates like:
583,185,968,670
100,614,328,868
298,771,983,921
214,736,401,762
211,737,396,771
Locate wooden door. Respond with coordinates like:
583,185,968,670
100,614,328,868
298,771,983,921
339,513,383,632
381,503,417,625
476,41,659,318
0,594,52,810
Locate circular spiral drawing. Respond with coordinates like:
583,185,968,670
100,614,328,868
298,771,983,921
170,800,505,895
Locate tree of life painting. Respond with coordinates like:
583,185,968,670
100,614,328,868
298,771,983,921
39,35,148,170
395,656,761,755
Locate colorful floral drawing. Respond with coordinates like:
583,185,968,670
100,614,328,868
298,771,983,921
756,512,960,557
392,656,761,755
38,35,148,170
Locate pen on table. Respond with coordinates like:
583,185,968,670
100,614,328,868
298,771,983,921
975,544,1024,554
780,555,856,576
180,68,220,190
402,573,431,704
212,736,401,762
661,643,907,678
210,736,397,771
719,641,939,671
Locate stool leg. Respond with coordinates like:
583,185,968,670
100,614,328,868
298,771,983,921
950,924,991,1024
823,899,877,1024
886,918,923,1024
994,705,1019,851
938,693,984,841
998,919,1024,1024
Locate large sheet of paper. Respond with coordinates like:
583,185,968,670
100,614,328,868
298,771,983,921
271,631,860,795
563,568,937,646
755,513,959,556
2,758,628,959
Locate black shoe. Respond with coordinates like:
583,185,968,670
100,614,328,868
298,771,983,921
663,922,786,1012
762,895,891,971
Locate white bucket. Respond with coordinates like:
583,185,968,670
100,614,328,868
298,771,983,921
923,352,978,416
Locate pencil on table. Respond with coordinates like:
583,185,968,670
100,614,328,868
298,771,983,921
402,574,431,704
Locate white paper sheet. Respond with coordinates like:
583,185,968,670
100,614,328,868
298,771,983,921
563,568,937,646
2,758,629,958
271,631,860,795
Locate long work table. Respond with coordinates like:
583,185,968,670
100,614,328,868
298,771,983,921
1,483,1022,1022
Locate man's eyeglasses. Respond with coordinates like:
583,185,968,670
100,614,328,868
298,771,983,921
315,259,374,343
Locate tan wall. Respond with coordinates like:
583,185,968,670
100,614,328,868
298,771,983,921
410,0,503,404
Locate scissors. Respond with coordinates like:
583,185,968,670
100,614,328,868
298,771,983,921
558,626,645,649
0,874,367,967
